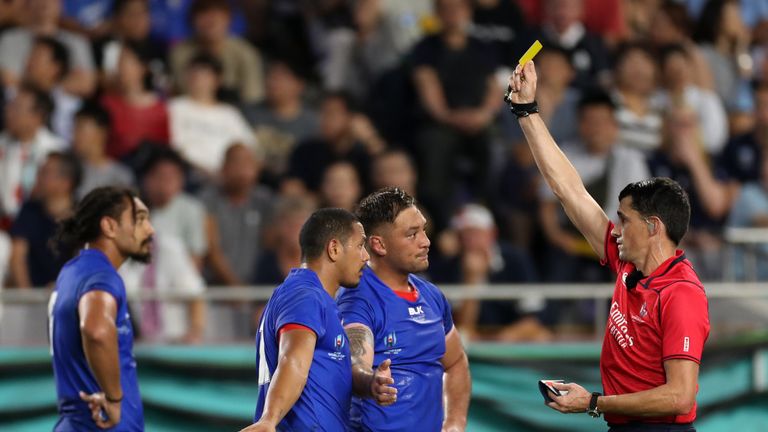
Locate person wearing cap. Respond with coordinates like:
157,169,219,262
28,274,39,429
430,203,550,342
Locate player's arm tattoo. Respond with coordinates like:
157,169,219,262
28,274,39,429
346,326,374,365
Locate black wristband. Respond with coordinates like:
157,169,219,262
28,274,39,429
509,100,539,118
105,394,123,403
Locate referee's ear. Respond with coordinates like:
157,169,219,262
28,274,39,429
369,236,387,257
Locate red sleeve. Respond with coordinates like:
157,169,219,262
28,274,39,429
584,0,626,38
278,323,314,341
660,283,710,363
600,221,620,273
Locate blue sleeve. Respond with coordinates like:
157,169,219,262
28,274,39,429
337,290,379,333
436,288,454,335
274,289,326,339
77,271,124,304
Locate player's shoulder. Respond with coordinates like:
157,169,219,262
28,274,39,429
273,270,326,303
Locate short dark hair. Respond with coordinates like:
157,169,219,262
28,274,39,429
613,42,655,70
47,151,83,193
189,0,231,22
140,147,187,178
33,35,70,80
186,52,223,76
577,89,616,115
659,43,690,67
618,177,690,245
55,186,138,257
75,102,111,130
17,84,55,123
355,187,416,235
112,0,148,16
299,208,359,262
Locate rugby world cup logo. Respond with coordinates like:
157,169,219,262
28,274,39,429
335,334,345,349
384,332,397,348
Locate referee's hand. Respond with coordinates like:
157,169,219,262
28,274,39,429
507,61,538,105
545,382,591,414
371,359,397,406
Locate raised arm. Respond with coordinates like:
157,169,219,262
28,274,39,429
78,290,122,429
441,327,470,432
241,329,317,432
345,323,397,406
507,62,610,260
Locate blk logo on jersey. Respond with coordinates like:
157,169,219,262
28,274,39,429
408,306,424,316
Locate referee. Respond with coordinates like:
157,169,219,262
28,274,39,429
508,62,710,432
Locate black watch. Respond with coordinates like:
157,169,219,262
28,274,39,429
587,392,602,418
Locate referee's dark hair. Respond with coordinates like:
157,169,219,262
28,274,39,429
355,187,416,236
619,177,691,245
55,186,138,258
299,208,359,262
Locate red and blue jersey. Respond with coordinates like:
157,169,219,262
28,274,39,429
254,268,352,431
600,222,710,425
337,266,454,432
50,249,143,431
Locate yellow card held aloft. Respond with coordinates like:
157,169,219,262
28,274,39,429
519,40,543,66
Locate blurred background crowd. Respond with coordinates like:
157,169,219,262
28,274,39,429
1,0,767,345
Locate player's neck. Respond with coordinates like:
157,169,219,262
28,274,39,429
88,239,126,270
368,260,410,292
302,262,341,299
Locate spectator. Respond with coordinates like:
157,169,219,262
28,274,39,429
140,148,207,267
430,203,549,342
96,0,167,92
22,36,81,142
0,85,65,220
120,233,207,344
719,84,768,184
8,152,80,287
725,155,768,280
285,92,384,195
169,53,256,176
470,0,526,66
648,1,715,90
494,142,542,249
322,0,406,103
647,107,735,280
254,196,315,285
71,103,134,199
518,0,625,45
370,149,418,197
243,60,318,185
101,41,170,160
531,0,611,89
658,44,728,155
539,92,649,283
612,43,665,153
319,161,362,211
0,0,96,96
199,143,274,285
694,0,754,111
410,0,500,230
533,47,580,144
170,0,265,104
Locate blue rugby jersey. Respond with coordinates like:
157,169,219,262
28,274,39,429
337,266,454,432
50,249,143,431
254,268,352,431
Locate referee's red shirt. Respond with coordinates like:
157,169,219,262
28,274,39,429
599,222,710,425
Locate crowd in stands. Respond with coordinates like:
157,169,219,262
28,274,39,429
1,0,768,343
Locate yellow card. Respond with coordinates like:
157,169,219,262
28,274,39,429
519,40,543,66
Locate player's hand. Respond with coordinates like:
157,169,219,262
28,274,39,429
545,382,591,414
371,359,397,406
239,419,277,432
507,61,538,105
79,391,121,429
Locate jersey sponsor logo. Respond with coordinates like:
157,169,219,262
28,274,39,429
408,306,424,316
608,301,635,348
684,337,690,352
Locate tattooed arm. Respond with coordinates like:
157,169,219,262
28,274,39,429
345,323,398,405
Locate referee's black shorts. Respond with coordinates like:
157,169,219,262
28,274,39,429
608,423,695,432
